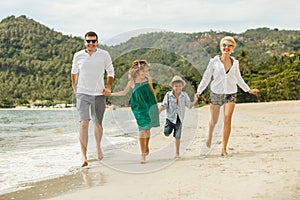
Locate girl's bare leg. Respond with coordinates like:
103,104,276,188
139,130,149,164
145,130,150,156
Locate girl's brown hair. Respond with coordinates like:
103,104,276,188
129,60,149,80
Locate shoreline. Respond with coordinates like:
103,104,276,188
0,107,76,111
0,100,295,111
0,100,299,200
0,104,122,111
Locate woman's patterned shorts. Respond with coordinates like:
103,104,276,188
209,92,237,106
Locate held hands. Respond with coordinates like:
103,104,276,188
248,89,260,95
102,88,112,96
196,93,207,102
193,93,199,102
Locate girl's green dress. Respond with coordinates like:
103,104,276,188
130,81,160,131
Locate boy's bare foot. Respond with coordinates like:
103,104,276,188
81,161,88,167
175,154,180,159
206,140,211,148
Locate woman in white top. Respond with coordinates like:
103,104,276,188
197,36,259,156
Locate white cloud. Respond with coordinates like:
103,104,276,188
0,0,299,42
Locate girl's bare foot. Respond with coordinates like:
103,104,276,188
175,154,180,159
140,154,146,164
145,147,149,156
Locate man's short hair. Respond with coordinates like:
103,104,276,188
85,31,98,40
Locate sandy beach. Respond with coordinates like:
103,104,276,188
1,101,299,200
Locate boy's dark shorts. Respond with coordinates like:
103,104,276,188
164,116,182,139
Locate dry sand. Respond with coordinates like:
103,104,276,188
1,101,299,200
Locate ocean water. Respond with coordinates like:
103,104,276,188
0,109,136,195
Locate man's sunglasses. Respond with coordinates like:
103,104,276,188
86,39,97,43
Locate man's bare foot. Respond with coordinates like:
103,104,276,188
97,148,103,160
81,161,88,167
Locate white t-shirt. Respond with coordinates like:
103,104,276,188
197,55,250,94
71,48,114,95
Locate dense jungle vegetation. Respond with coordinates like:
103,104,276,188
0,15,299,107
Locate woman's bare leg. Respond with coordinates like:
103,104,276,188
206,104,221,148
222,102,235,156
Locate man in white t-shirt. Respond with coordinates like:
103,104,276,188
71,31,114,167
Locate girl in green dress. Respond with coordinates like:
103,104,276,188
107,60,160,164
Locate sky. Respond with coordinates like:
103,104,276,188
0,0,299,45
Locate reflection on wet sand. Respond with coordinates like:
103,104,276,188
0,162,106,200
81,168,106,187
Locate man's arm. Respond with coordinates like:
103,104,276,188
71,74,78,94
106,76,114,90
103,76,114,95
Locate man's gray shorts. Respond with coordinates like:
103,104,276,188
76,93,106,125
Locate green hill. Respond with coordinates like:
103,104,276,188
0,15,299,107
0,15,83,107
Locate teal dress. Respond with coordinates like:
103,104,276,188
129,81,160,131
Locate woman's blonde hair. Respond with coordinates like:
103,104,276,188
129,60,149,80
220,36,237,48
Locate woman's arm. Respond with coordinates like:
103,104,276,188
189,93,199,108
235,61,259,94
197,59,214,94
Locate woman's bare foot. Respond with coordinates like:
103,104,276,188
81,161,88,167
206,139,212,148
221,150,229,157
175,154,180,159
206,133,212,148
